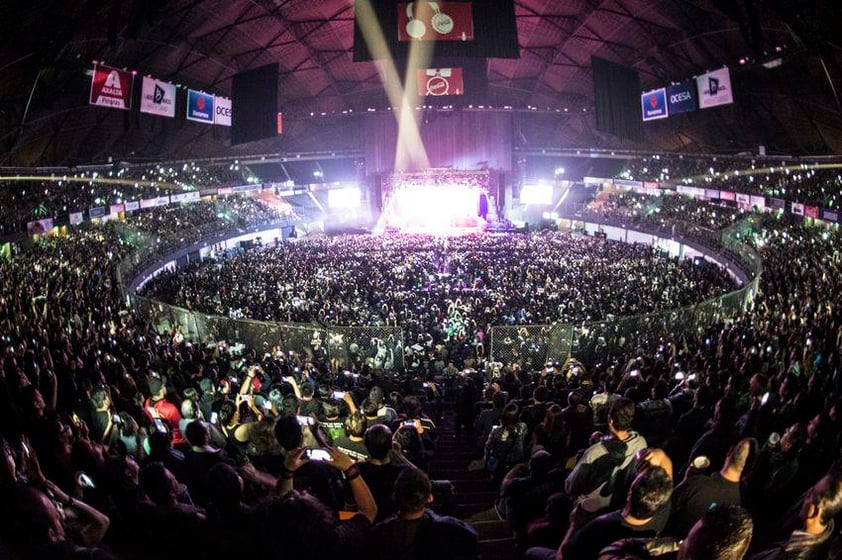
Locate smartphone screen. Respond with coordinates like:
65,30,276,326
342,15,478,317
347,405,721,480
153,419,167,433
210,412,218,425
332,391,346,400
306,448,332,462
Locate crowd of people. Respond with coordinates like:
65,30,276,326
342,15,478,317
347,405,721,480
618,152,842,210
579,190,746,250
0,162,256,237
0,174,841,560
139,231,738,366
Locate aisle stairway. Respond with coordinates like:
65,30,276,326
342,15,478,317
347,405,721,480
428,403,517,560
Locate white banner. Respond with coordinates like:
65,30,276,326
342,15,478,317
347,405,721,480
750,195,766,210
736,193,751,207
791,202,805,216
69,212,84,225
140,77,176,118
214,96,232,126
124,201,140,212
140,196,170,209
584,177,613,185
170,191,201,203
697,67,734,109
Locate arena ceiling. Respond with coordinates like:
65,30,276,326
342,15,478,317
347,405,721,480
1,0,841,167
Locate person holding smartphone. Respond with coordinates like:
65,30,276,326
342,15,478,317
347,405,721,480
257,446,378,559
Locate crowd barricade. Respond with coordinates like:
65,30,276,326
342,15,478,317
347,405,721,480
489,223,762,368
124,212,759,372
128,293,404,370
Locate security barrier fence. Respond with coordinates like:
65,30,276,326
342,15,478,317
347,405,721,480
490,218,763,369
128,295,404,371
123,217,762,372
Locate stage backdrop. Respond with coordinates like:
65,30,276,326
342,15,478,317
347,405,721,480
362,110,513,173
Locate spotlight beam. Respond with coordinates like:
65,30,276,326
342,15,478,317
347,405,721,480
353,0,429,171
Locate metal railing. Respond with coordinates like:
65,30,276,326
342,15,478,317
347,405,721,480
489,218,762,368
121,213,761,371
129,294,404,370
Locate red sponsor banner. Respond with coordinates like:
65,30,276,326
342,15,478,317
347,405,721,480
277,113,283,135
417,68,464,96
805,205,819,218
398,2,474,42
89,64,133,110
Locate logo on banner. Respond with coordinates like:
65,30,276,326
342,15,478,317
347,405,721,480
140,77,176,117
398,2,474,42
214,96,232,126
417,68,464,96
791,202,805,216
641,88,668,121
89,65,133,110
186,89,215,123
667,81,698,115
697,67,734,109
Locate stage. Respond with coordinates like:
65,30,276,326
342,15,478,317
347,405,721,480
374,169,499,235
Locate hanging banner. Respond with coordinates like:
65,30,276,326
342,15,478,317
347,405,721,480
614,179,644,188
584,177,612,185
89,207,106,218
69,212,84,225
170,192,201,203
214,96,232,126
822,209,839,223
89,64,134,110
791,202,805,216
697,67,734,109
750,195,766,210
767,198,785,210
398,2,475,42
124,201,140,212
705,189,721,199
140,196,170,209
666,80,698,115
232,184,261,193
110,203,125,215
805,205,819,218
719,191,736,201
140,76,176,117
641,88,669,121
417,68,464,96
186,89,215,124
736,193,751,207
